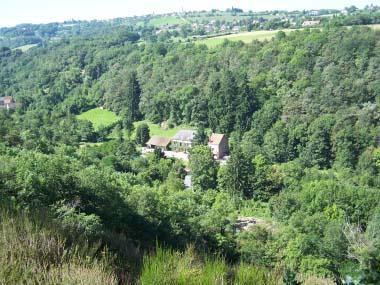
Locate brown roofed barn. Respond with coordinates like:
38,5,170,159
146,136,171,150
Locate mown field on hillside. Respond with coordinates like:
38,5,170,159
197,24,380,47
365,23,380,30
149,16,185,27
77,108,121,130
196,29,293,47
77,108,195,138
12,43,38,52
133,120,194,138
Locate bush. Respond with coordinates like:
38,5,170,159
140,245,228,285
234,263,279,285
135,123,150,146
0,209,117,284
140,244,281,284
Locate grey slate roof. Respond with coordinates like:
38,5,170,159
172,130,196,142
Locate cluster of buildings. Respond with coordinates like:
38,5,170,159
146,129,229,160
191,21,243,34
155,24,182,35
153,8,360,37
301,20,321,27
0,96,15,110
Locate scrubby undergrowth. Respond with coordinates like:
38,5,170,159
0,209,117,284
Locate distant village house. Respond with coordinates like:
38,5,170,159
232,26,240,33
208,133,229,159
0,96,16,110
302,20,321,27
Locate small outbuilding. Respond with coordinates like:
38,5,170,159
0,96,16,110
208,133,229,159
302,20,321,27
146,136,171,150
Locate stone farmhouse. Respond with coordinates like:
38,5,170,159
301,20,321,27
145,129,229,160
208,133,229,159
171,130,196,152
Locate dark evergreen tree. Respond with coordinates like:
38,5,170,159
235,73,256,135
189,146,218,191
105,70,141,121
208,70,238,134
223,146,253,198
301,115,335,168
135,123,150,146
193,125,208,146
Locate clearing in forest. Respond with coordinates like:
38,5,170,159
197,29,294,47
133,120,194,138
77,107,121,130
12,44,38,52
197,24,379,47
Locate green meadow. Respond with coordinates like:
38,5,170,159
133,120,194,138
197,24,380,48
196,29,294,47
77,108,121,130
12,43,38,52
149,16,185,27
77,108,195,138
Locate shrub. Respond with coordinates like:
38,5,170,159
0,209,117,284
140,244,282,284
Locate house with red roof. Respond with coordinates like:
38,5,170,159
208,133,228,159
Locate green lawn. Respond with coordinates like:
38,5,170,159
77,108,121,130
133,120,194,138
196,29,294,47
149,16,185,27
77,107,194,139
196,23,379,48
12,44,38,52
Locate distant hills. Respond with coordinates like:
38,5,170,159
1,5,379,49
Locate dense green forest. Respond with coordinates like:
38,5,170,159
0,21,379,284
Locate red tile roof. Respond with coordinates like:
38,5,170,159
209,133,225,145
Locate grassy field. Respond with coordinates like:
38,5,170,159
367,23,380,30
133,120,194,138
77,108,121,130
12,43,38,52
196,24,380,48
77,107,194,139
196,29,294,47
149,16,185,27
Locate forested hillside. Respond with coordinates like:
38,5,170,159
0,24,379,284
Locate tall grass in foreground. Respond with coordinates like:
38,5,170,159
0,209,117,284
234,263,279,285
140,245,281,285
